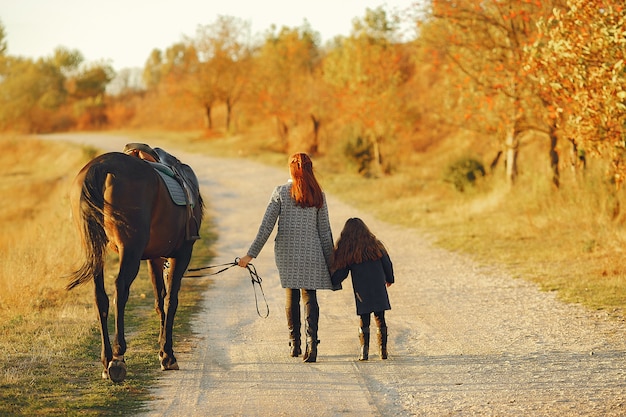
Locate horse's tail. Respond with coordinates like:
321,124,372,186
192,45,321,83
67,163,109,291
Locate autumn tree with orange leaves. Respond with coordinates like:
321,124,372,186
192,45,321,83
251,23,322,153
193,16,252,131
424,0,564,185
526,0,626,185
323,7,410,176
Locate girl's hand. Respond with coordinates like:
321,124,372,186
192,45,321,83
386,282,393,288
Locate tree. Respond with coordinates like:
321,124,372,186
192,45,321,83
323,7,409,176
527,0,626,184
0,48,84,132
142,49,164,91
424,0,562,185
252,23,322,151
193,15,252,131
0,20,7,56
67,61,115,129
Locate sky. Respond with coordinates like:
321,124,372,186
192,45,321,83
0,0,419,71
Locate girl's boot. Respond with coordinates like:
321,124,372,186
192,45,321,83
378,327,388,359
359,327,370,361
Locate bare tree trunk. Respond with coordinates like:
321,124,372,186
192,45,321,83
490,150,503,173
505,126,518,185
309,114,320,155
225,99,232,131
569,138,586,176
205,104,213,130
549,121,560,188
276,117,289,152
369,135,383,177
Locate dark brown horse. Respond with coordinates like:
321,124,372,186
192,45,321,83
67,150,204,382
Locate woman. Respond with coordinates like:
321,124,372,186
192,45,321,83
238,153,334,363
331,218,394,361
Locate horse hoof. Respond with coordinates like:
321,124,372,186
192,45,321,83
161,360,179,371
108,359,127,383
158,352,179,371
102,369,109,380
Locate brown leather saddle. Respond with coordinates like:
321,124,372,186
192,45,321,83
123,143,201,241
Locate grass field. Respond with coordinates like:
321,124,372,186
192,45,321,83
0,135,216,415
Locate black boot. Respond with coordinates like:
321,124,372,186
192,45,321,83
359,327,370,361
286,291,301,357
303,337,318,363
378,327,388,359
302,290,319,363
289,339,301,357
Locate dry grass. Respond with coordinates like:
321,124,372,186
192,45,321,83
0,134,217,415
0,136,95,315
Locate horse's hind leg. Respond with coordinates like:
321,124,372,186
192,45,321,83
108,250,141,383
148,258,166,362
94,271,112,380
159,248,193,371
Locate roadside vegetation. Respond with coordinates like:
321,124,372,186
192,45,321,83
0,136,216,415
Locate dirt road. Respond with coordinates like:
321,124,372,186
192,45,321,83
47,134,626,416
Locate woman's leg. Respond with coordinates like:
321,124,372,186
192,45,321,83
285,288,301,357
301,289,319,362
358,313,371,361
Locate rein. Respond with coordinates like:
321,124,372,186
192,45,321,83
185,259,269,318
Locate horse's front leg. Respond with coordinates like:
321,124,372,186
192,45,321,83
94,270,112,380
109,253,141,383
148,258,167,362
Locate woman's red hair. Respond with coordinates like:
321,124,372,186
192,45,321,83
289,153,323,208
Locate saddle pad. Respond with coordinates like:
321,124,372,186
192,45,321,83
155,170,188,206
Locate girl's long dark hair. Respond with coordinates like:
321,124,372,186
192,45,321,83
331,218,386,270
289,153,323,208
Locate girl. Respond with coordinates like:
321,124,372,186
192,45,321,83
331,218,394,360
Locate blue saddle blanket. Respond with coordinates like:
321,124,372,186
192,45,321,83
154,169,190,206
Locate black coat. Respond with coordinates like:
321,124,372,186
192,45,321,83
331,252,394,315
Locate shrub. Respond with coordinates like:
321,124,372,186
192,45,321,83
443,157,486,192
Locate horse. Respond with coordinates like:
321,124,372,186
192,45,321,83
67,149,204,383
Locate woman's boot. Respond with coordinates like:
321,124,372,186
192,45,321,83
378,327,388,359
287,314,301,357
286,290,301,357
302,289,319,363
359,327,370,361
303,337,318,362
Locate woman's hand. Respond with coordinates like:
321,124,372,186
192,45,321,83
238,255,253,267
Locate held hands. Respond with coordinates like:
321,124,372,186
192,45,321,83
238,255,253,268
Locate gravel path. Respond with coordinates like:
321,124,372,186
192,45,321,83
45,133,626,416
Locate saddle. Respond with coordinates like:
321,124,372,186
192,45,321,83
123,143,201,241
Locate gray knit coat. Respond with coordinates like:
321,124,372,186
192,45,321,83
247,182,334,290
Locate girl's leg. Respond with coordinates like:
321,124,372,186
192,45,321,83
285,288,301,357
374,311,388,359
358,313,371,361
302,289,319,362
